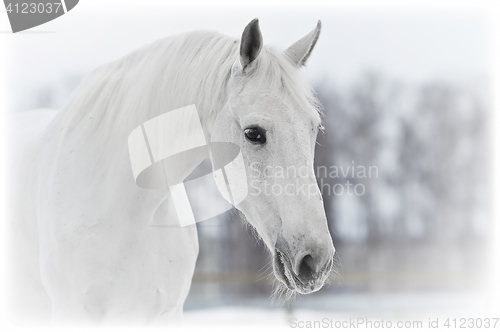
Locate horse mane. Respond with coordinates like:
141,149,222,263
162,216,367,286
48,29,321,172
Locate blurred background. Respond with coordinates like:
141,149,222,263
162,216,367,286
1,0,497,326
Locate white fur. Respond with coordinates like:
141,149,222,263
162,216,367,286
7,25,332,326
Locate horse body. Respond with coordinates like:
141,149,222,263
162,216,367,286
10,108,199,324
8,19,335,325
32,124,198,324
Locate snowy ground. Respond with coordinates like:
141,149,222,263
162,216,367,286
183,291,498,327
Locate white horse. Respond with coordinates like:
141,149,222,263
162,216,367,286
7,19,335,325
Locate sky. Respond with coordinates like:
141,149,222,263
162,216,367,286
0,0,494,112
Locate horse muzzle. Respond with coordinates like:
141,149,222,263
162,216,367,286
273,246,334,294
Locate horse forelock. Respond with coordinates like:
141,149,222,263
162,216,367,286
242,46,322,122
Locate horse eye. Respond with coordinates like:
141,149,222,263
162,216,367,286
244,127,266,144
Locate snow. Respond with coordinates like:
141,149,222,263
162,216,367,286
183,291,496,327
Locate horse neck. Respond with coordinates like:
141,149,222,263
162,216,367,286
49,32,236,190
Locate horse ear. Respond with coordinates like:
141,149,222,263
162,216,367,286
285,20,321,67
239,18,263,72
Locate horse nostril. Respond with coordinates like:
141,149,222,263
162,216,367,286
298,254,317,281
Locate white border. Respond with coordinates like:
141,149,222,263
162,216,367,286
0,1,498,331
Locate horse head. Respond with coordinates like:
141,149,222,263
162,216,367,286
210,19,335,296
